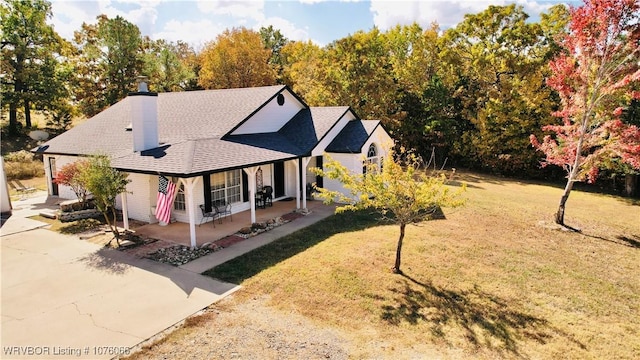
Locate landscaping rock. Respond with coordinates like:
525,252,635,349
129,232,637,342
58,208,102,222
145,245,215,266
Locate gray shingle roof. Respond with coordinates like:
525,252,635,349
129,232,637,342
325,120,381,153
34,85,374,176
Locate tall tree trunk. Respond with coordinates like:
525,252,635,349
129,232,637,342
394,223,406,274
8,103,19,135
556,179,575,225
24,99,31,129
557,113,589,226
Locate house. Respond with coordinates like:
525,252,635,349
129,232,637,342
33,80,392,246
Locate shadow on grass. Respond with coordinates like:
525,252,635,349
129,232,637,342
204,210,380,284
59,218,104,234
577,232,640,249
618,235,640,248
381,274,586,356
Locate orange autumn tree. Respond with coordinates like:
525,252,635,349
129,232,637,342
530,0,640,227
54,160,90,208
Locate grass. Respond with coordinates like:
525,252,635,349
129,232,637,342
202,172,639,359
29,215,104,234
7,176,47,201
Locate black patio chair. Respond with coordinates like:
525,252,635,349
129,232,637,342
215,200,232,222
263,185,273,207
199,204,218,227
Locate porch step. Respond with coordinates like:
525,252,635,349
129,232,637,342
39,210,57,219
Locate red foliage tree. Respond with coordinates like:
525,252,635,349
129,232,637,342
530,0,640,226
54,160,90,208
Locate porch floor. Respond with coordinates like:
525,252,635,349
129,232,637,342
133,199,328,248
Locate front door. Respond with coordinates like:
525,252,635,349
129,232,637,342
49,157,58,195
274,161,285,198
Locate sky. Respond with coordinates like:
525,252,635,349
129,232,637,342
48,0,581,49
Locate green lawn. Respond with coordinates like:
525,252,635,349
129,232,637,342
121,171,640,359
204,172,639,359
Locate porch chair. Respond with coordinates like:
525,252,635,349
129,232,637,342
199,204,218,227
263,185,273,207
9,180,37,198
215,200,233,222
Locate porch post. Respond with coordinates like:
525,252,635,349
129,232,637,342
294,159,301,209
120,192,129,230
182,177,201,248
301,156,312,211
243,166,260,224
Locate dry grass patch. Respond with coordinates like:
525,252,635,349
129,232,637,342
205,172,639,359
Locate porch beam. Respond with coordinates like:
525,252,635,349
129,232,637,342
243,166,260,224
120,191,129,230
181,177,201,248
301,156,312,211
294,159,301,209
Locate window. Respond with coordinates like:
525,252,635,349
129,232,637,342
173,183,185,211
210,169,242,204
363,143,379,174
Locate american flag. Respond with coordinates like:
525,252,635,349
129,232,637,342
156,176,176,224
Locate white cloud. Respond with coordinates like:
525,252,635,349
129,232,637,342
254,16,311,42
49,0,161,41
369,0,558,31
49,1,98,40
153,19,225,50
196,0,265,21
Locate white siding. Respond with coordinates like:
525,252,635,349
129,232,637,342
322,127,393,202
322,153,359,200
116,173,154,223
231,90,305,135
306,157,318,186
363,126,393,159
311,110,357,156
285,160,298,198
45,155,80,199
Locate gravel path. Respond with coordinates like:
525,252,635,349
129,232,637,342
123,295,350,360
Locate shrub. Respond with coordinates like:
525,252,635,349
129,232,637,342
3,150,44,180
3,150,35,162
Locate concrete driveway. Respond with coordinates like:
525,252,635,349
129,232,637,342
1,205,239,359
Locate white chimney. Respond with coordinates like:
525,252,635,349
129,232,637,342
130,76,159,152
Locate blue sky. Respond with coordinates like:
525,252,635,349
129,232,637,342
49,1,580,49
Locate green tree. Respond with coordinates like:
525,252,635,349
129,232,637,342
259,25,289,82
78,155,130,246
142,38,196,92
440,4,560,175
321,29,402,127
198,27,276,89
1,0,70,134
73,15,143,116
313,149,465,274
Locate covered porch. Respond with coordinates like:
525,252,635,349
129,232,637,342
132,199,327,248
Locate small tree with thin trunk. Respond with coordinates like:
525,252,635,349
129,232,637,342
530,0,640,227
313,148,465,274
54,160,90,209
78,155,130,246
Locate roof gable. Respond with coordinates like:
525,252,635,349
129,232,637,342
229,87,306,135
325,120,382,153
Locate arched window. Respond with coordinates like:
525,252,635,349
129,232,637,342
363,143,379,174
367,143,377,158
